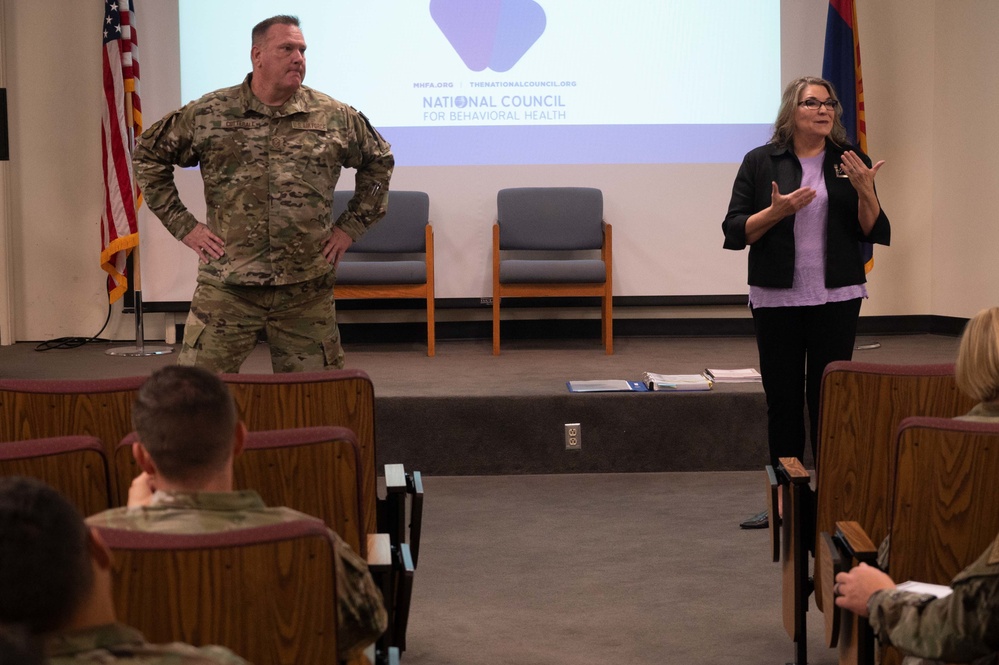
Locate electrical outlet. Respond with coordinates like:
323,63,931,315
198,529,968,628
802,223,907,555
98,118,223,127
564,423,581,451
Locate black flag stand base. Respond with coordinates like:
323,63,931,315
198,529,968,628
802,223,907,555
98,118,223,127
106,290,173,357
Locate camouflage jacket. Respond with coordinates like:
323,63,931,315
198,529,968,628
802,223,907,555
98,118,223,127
133,74,394,287
46,623,248,664
86,491,387,659
868,532,999,664
956,401,999,423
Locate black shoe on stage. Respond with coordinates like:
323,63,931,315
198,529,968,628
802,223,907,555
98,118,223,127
739,509,769,529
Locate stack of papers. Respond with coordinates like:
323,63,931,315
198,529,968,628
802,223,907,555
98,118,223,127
703,368,762,383
895,581,953,598
568,370,760,393
642,372,713,392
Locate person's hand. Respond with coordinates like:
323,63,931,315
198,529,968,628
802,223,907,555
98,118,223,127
769,181,817,219
182,223,225,264
323,226,353,267
834,562,896,616
127,472,157,508
840,151,885,195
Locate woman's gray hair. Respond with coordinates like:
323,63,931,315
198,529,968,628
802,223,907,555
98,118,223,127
770,76,849,149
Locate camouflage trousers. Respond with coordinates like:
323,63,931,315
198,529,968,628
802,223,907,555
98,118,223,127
178,272,344,373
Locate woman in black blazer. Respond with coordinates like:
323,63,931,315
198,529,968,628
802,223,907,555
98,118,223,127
723,76,891,529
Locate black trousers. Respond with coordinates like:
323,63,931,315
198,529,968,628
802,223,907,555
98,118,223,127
751,298,863,470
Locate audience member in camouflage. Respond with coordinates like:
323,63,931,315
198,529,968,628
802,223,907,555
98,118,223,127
133,15,394,373
88,490,387,659
48,624,247,665
86,365,387,660
835,532,999,664
0,477,250,665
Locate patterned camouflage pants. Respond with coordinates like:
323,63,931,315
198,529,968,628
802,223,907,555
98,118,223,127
178,272,344,373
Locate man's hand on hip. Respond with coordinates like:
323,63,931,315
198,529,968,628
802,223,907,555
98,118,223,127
182,223,226,264
324,226,353,267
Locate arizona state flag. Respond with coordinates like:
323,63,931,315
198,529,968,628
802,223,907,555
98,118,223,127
822,0,874,273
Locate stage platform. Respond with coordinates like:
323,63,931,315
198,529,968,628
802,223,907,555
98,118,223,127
0,334,961,475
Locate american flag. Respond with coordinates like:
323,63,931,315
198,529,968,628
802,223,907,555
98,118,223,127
100,0,141,304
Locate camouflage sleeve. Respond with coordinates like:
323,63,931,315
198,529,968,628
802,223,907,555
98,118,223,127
332,533,388,660
133,104,203,241
868,577,999,661
333,108,395,242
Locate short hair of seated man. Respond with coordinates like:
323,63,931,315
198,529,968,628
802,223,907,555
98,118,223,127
132,365,244,488
955,306,999,404
0,476,99,634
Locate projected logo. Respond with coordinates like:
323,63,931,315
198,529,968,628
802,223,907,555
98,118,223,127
430,0,547,72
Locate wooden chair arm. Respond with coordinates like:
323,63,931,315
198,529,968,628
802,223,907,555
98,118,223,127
366,533,392,571
835,521,878,562
778,456,811,482
384,464,407,493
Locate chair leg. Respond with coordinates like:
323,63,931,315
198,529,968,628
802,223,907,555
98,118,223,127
492,295,501,355
426,295,435,357
602,294,613,355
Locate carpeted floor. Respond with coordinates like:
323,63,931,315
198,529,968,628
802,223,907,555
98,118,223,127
404,471,837,665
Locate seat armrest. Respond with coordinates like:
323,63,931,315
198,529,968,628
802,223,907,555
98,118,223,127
834,521,878,563
380,464,408,548
367,533,392,572
778,456,810,482
384,463,407,494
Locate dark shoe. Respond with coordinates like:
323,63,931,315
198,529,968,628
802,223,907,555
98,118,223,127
740,509,769,529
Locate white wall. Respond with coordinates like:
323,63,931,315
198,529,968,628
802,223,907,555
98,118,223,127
0,0,994,342
929,1,999,317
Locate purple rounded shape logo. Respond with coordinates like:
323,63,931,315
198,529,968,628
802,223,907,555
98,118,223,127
430,0,547,73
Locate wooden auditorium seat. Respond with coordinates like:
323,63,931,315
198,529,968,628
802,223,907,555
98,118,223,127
112,424,412,655
0,376,144,498
768,361,977,664
113,426,367,555
818,416,999,665
237,426,367,556
220,370,422,553
98,519,399,665
0,434,112,516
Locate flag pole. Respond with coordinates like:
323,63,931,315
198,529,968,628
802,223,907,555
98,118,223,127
107,240,172,356
106,8,171,358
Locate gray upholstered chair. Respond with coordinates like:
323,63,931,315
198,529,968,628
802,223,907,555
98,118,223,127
333,190,435,356
492,187,612,355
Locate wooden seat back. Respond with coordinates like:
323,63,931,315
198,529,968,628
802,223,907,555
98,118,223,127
221,371,378,536
0,377,144,499
99,520,339,665
879,416,999,665
0,435,111,516
890,416,999,581
236,426,365,557
112,426,365,558
813,361,976,611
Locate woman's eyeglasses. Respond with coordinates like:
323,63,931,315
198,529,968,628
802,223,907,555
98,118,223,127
798,98,839,111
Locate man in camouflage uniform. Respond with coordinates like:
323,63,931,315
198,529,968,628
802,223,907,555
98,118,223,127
133,15,394,373
0,476,249,664
834,532,999,664
87,365,387,661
